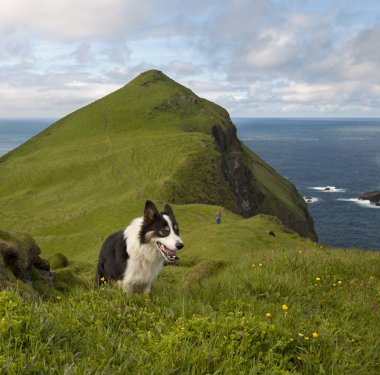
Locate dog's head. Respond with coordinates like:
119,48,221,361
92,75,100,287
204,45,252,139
140,200,184,262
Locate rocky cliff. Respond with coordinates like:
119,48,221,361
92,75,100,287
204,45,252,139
210,117,316,240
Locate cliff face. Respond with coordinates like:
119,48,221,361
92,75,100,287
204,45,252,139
0,70,317,256
212,122,264,216
210,120,317,241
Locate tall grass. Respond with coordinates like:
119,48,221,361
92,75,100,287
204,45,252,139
1,220,379,373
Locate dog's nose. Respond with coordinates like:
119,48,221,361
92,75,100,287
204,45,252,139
176,242,184,250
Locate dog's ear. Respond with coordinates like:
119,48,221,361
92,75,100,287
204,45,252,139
144,200,159,222
163,204,175,219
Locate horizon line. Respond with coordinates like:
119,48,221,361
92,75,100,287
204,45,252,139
1,116,380,121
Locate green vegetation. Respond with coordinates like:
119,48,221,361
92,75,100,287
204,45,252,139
0,70,314,263
49,252,69,270
0,215,379,373
0,70,378,372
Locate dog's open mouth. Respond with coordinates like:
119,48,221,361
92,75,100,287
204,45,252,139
157,242,179,262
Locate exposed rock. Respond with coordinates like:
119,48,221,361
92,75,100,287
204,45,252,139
180,94,197,104
359,190,380,204
0,231,51,283
211,120,317,241
213,123,264,217
0,230,79,298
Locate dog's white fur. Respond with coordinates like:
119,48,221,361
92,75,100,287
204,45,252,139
120,215,181,293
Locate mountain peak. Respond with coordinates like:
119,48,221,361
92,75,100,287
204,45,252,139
137,69,167,80
131,69,174,87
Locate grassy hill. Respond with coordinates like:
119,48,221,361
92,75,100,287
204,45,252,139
0,70,379,373
0,70,315,265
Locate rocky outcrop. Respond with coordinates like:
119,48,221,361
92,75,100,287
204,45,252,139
211,120,317,241
0,230,52,288
212,123,264,217
0,230,79,298
359,190,380,204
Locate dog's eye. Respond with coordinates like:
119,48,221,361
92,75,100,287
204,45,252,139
158,228,170,236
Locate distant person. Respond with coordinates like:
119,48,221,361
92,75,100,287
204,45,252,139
215,210,221,224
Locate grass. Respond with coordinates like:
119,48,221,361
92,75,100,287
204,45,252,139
1,196,379,374
1,208,380,373
1,227,379,373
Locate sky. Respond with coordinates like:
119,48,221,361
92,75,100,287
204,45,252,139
1,0,380,118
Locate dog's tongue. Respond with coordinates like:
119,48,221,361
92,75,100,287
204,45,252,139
158,243,179,262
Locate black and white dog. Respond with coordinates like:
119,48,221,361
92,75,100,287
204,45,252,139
96,200,183,293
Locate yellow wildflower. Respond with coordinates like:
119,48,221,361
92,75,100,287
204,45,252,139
312,332,319,338
265,312,272,318
338,280,343,285
259,263,263,267
100,277,105,282
315,277,321,281
298,333,304,337
282,304,289,311
304,336,309,341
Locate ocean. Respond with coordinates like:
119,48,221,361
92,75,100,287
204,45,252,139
0,117,379,250
234,118,380,251
0,118,55,156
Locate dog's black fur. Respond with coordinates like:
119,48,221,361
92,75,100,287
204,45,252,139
96,230,128,284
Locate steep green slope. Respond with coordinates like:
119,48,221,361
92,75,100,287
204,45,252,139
0,70,316,261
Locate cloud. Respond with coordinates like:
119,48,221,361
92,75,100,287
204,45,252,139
104,43,132,65
1,0,380,117
0,0,164,41
0,0,206,42
244,30,298,69
279,82,338,104
161,61,203,78
72,43,95,64
0,78,120,118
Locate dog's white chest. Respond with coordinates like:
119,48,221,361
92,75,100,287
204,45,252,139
122,222,164,292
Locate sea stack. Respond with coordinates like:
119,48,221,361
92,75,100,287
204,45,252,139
359,190,380,205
